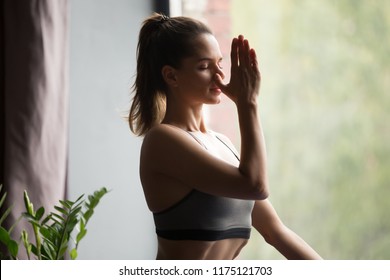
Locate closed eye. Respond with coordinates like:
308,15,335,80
197,57,223,70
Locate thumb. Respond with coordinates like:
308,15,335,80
214,73,227,92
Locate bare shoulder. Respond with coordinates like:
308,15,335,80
142,124,189,152
140,124,205,167
144,123,182,138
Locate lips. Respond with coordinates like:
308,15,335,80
210,85,221,92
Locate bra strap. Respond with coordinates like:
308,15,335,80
185,131,208,150
213,134,240,161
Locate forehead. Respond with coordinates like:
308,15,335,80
188,34,223,59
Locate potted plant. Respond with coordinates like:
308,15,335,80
0,184,108,260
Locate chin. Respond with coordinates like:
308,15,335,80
206,97,221,105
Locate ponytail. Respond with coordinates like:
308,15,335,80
129,13,212,136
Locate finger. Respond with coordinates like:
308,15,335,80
230,37,238,69
250,48,261,76
238,36,246,67
243,39,251,67
214,73,227,91
249,48,258,68
215,73,235,101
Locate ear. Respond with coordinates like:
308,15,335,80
161,65,178,87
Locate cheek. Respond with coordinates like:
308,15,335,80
178,70,213,90
194,71,213,84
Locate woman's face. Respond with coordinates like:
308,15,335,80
173,34,225,105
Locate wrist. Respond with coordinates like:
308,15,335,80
236,99,258,113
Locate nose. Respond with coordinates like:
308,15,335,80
215,65,225,80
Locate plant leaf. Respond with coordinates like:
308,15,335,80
50,198,84,260
83,209,93,223
54,205,68,216
0,226,10,244
70,248,78,260
76,228,87,244
21,212,36,221
75,194,85,203
58,244,68,260
31,244,38,256
8,215,22,235
7,240,19,258
39,227,52,240
0,184,6,207
41,242,55,260
0,187,10,226
41,235,57,252
41,213,52,225
59,200,73,209
76,219,86,243
83,187,108,225
21,230,32,260
0,206,12,227
35,207,45,221
0,227,19,258
21,214,41,227
50,213,65,223
23,190,34,216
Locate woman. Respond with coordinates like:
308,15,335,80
129,13,322,260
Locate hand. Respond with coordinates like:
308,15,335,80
214,35,261,106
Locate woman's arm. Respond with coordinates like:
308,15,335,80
216,35,269,198
233,36,268,199
252,199,323,260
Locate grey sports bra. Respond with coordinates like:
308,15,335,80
153,131,255,241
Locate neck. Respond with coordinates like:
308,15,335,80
162,98,207,132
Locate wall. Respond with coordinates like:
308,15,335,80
69,0,155,259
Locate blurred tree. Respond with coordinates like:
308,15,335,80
232,0,390,259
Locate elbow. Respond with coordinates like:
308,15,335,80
256,182,269,200
262,231,274,246
239,168,269,199
248,178,269,200
260,223,288,247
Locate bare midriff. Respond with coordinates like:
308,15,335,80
156,237,249,260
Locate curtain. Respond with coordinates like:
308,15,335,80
0,0,69,259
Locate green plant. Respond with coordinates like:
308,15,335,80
0,185,20,259
0,184,108,260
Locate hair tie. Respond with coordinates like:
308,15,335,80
160,14,170,23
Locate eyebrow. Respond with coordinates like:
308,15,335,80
197,57,223,62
